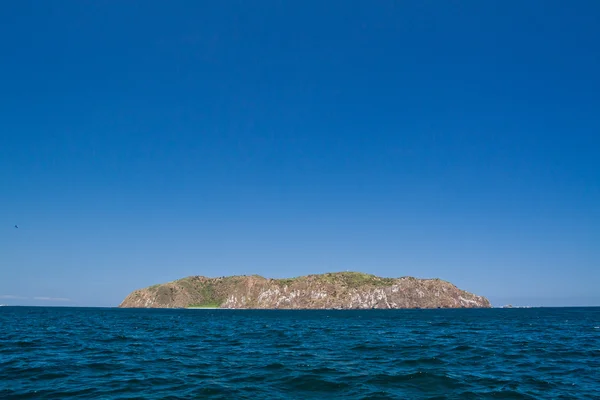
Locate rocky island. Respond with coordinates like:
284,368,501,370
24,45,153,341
119,272,490,309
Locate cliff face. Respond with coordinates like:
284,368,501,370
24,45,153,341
118,272,490,309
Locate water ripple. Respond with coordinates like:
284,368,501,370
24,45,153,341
0,307,599,399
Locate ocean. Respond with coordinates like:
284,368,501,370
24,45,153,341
1,307,598,399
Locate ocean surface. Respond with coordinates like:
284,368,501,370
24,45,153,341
0,307,599,399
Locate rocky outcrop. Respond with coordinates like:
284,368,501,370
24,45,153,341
118,272,490,309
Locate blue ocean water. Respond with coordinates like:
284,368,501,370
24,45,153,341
0,307,599,399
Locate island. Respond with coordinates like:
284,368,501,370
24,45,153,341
118,272,490,309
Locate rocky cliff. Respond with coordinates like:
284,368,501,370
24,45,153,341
118,272,490,309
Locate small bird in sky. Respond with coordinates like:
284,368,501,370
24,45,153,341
14,225,18,228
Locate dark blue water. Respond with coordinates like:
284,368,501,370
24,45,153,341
1,307,599,399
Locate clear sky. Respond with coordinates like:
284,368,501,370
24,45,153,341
1,1,598,307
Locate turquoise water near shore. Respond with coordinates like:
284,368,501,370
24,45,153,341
1,307,599,399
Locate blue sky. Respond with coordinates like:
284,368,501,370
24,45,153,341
1,1,598,307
